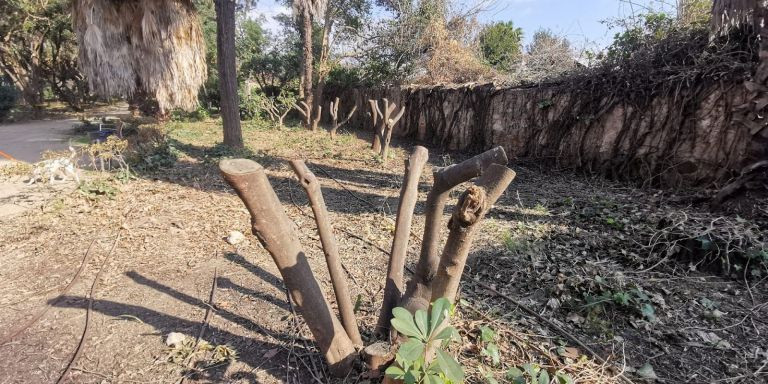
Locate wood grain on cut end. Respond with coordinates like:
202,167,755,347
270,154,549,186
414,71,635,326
219,158,263,175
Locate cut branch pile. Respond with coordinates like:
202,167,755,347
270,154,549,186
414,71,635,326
220,145,514,376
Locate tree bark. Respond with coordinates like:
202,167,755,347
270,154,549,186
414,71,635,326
215,0,243,148
330,98,357,139
430,164,516,302
379,101,406,161
376,146,429,338
219,159,355,376
290,160,364,347
313,6,335,131
369,100,383,151
400,147,508,312
300,6,314,130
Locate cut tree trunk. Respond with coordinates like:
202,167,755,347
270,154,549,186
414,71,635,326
215,0,243,148
400,146,508,312
370,100,383,151
219,159,355,376
430,164,516,302
312,104,322,132
379,100,406,161
376,146,429,338
290,160,364,347
330,98,357,139
294,101,312,128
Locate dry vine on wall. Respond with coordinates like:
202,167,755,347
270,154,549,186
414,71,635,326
327,27,767,191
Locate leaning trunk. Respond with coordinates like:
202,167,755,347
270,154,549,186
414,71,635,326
215,0,243,147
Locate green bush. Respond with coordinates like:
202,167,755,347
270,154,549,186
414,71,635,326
326,65,366,88
170,106,210,122
238,85,265,120
0,80,19,120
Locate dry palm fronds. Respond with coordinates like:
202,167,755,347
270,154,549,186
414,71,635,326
72,0,207,113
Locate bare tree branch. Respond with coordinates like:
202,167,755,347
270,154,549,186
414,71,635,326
400,146,508,312
219,159,356,376
430,163,516,302
290,159,363,347
376,146,429,338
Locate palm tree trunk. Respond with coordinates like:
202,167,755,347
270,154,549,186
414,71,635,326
215,0,243,147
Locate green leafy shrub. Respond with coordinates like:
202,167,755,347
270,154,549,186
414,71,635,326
326,65,366,88
478,326,500,367
170,107,210,122
386,298,465,384
479,21,523,72
78,179,119,200
126,125,178,171
238,85,265,120
581,276,657,323
506,364,573,384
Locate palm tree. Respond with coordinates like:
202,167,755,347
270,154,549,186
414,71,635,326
72,0,207,117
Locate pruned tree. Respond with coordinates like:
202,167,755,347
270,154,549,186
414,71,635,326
220,159,356,375
369,99,382,150
294,100,322,131
263,97,294,128
329,97,357,138
290,160,363,346
369,98,406,161
220,145,514,377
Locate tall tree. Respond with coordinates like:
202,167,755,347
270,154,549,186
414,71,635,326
292,0,327,130
313,0,370,129
479,21,523,72
215,0,244,147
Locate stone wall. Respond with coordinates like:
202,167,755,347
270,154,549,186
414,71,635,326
326,81,767,188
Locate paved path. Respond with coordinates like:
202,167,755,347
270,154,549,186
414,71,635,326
0,118,80,163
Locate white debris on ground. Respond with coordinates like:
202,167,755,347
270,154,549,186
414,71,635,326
165,332,188,347
226,230,245,245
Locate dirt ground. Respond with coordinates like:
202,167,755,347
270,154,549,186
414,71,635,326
0,119,765,384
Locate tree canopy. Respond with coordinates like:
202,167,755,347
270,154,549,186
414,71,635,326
479,21,523,72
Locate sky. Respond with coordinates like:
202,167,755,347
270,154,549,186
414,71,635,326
250,0,680,51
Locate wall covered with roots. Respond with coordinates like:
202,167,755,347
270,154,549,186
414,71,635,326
328,30,768,190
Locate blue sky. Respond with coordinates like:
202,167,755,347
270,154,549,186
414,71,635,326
250,0,679,50
477,0,678,49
